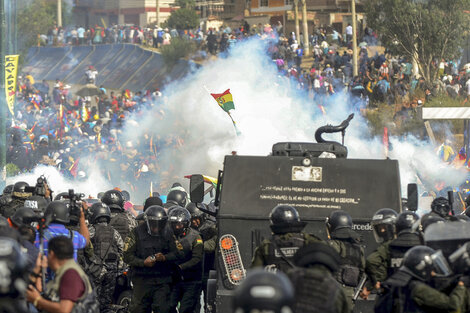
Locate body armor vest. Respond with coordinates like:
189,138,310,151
388,232,422,277
265,233,305,272
110,211,130,241
92,224,118,265
134,224,173,276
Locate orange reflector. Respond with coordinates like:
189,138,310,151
231,269,243,281
221,237,233,250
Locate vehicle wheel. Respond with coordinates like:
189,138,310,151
117,290,132,310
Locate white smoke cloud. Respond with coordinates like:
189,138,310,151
10,38,466,205
121,38,465,195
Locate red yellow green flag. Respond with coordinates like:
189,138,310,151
210,89,235,113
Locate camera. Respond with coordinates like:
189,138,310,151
68,189,85,225
24,175,49,197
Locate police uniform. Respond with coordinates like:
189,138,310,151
170,227,204,313
123,223,181,313
366,231,422,285
110,210,137,241
327,227,365,303
251,232,322,272
379,269,466,313
89,222,124,313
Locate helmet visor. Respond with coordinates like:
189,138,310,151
431,250,452,277
171,221,185,235
371,222,395,243
146,218,166,236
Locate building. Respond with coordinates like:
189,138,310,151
247,0,364,34
74,0,178,27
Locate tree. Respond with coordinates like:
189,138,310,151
175,0,196,9
166,8,199,30
17,0,72,51
365,0,470,82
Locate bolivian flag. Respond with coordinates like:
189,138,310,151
210,89,235,113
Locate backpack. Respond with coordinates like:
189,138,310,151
110,212,130,241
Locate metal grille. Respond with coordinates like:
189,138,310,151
219,234,246,285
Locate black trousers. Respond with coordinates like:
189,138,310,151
169,281,202,313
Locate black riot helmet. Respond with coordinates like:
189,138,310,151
186,202,206,229
144,205,168,236
371,208,398,243
121,190,131,202
24,195,49,214
269,205,307,234
101,189,124,211
3,184,13,195
431,197,451,218
166,190,187,207
13,181,28,193
54,192,69,201
402,246,451,281
12,181,30,199
90,202,111,224
0,237,29,297
168,207,191,236
326,210,353,235
420,215,445,232
44,201,70,224
294,242,341,272
232,270,294,313
395,211,419,234
10,207,37,228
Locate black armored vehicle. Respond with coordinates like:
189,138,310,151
190,114,417,313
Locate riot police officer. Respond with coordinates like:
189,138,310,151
423,197,453,220
287,243,351,313
101,189,137,241
123,205,182,313
376,246,465,313
0,181,32,218
0,237,30,313
88,202,124,313
251,204,322,272
233,269,295,313
187,202,218,313
168,207,203,313
325,210,365,304
163,189,188,210
366,208,398,289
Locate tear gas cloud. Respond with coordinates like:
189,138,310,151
121,39,465,197
10,38,466,204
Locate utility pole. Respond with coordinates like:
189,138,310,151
57,0,62,27
293,0,300,43
351,0,358,77
0,0,6,183
300,0,309,55
156,0,160,26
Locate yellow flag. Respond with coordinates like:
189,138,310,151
5,55,19,115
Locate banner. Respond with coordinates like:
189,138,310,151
5,55,19,115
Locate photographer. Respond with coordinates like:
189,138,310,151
26,236,98,313
34,201,89,263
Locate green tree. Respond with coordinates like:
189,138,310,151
365,0,470,82
17,0,72,50
161,37,197,68
166,8,199,30
175,0,196,9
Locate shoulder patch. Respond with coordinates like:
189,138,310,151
196,239,203,244
176,241,184,250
